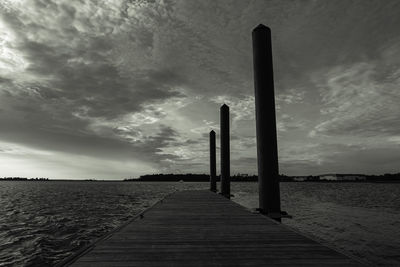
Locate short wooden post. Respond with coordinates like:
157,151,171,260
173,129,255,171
209,130,217,192
252,24,281,221
220,104,230,199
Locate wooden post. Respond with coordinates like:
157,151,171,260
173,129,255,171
252,24,281,221
220,104,230,199
209,130,217,192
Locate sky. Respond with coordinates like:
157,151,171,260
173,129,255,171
0,0,399,179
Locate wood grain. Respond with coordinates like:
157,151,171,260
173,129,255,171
67,190,364,266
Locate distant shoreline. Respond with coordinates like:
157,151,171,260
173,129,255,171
2,172,400,183
2,180,400,183
122,179,400,183
123,173,400,183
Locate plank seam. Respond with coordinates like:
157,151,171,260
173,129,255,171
55,190,179,267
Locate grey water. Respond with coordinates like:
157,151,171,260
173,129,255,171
0,181,399,266
233,182,400,266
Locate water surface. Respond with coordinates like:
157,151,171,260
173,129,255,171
233,182,400,266
0,181,206,266
1,181,399,266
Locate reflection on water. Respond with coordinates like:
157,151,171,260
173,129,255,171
1,181,399,266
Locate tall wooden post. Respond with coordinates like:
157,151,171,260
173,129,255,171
220,104,230,199
252,24,281,220
209,130,217,192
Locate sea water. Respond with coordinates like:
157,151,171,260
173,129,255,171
0,181,399,266
232,182,400,266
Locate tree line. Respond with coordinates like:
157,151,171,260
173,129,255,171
124,173,400,182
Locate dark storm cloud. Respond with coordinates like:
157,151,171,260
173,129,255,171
0,1,188,171
145,125,179,150
0,110,181,166
11,29,183,118
1,0,400,178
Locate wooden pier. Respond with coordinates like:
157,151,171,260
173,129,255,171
64,190,363,266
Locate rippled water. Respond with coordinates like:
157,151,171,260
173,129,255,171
232,182,400,266
1,181,399,266
0,181,207,266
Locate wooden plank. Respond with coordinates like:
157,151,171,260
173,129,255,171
64,190,365,266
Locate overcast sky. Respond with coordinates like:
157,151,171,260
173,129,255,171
0,0,399,179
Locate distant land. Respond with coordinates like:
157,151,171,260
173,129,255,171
124,173,400,183
0,177,95,181
2,173,400,182
0,177,50,181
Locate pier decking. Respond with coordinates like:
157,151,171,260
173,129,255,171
66,190,363,266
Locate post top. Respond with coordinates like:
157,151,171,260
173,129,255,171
253,24,271,32
221,103,229,109
210,130,215,134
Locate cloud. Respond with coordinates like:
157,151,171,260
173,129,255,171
1,0,400,178
210,95,255,121
277,114,306,132
276,88,305,104
0,1,190,172
311,57,400,137
278,142,391,175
